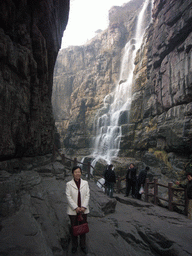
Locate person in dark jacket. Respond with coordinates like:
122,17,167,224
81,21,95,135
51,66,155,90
104,164,116,198
176,172,192,220
125,163,137,198
136,166,149,199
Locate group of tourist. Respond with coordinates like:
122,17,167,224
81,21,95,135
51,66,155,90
103,163,149,200
124,163,149,199
104,163,192,221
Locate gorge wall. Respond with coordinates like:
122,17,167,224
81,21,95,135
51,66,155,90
52,0,192,178
0,0,69,160
0,1,72,255
125,0,192,175
52,0,147,154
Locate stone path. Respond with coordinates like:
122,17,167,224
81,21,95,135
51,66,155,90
66,194,192,256
1,167,192,256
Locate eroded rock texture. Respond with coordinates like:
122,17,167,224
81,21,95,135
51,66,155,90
129,0,192,154
0,0,69,159
52,0,147,155
52,0,192,178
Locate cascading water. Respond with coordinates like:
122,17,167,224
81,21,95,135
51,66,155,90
91,0,152,168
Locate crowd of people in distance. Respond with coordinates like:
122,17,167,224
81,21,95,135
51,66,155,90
103,163,149,200
124,163,149,199
103,162,192,220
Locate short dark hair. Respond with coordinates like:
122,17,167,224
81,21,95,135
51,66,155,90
146,166,150,170
72,166,82,174
108,164,113,169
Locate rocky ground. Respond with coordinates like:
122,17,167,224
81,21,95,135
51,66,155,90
0,157,192,256
68,194,192,256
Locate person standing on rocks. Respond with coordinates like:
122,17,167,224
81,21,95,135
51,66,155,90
125,163,137,198
176,172,192,220
104,164,116,198
66,166,90,254
136,166,149,199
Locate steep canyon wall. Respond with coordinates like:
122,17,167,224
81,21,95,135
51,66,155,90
0,0,69,160
127,0,192,172
53,0,192,175
0,1,71,255
53,0,147,155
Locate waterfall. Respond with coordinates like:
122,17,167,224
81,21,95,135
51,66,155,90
91,0,152,168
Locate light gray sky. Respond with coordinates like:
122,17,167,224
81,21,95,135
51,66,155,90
61,0,129,48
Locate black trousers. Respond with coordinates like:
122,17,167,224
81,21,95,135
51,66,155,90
126,179,136,196
69,214,87,248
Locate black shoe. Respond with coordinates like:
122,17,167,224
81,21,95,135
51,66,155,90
72,247,77,253
124,195,128,197
81,246,88,254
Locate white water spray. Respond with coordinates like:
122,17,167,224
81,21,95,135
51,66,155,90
91,0,152,168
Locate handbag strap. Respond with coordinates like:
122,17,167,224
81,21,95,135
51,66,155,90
77,213,83,222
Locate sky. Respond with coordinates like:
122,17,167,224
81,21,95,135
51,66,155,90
61,0,130,49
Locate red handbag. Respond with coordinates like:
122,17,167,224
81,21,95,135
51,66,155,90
73,222,89,236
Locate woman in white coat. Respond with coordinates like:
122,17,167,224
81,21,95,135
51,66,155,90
66,166,90,254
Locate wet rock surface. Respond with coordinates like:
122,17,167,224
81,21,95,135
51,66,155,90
0,158,117,256
0,0,69,159
52,0,147,155
0,158,192,256
82,195,192,256
52,0,192,181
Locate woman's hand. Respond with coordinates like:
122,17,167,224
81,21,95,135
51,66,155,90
75,207,86,213
80,207,86,213
75,207,81,213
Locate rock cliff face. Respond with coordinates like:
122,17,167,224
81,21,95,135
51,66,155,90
126,0,192,172
52,0,146,155
52,0,192,177
0,0,69,160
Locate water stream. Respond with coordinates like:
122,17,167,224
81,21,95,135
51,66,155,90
91,0,152,169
